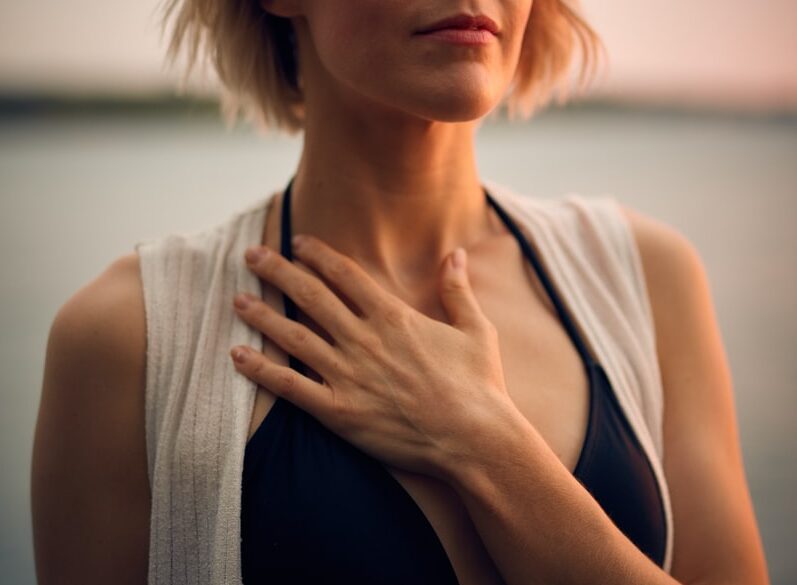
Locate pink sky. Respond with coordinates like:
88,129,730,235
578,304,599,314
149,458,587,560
0,0,795,110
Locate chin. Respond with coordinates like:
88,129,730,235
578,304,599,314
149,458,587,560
411,89,499,122
404,68,503,121
344,72,502,124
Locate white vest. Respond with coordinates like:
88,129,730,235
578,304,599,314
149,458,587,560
135,179,674,583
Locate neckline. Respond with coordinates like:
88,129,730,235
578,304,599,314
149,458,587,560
268,174,600,479
277,175,598,372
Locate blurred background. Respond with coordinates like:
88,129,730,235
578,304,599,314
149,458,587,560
1,0,795,583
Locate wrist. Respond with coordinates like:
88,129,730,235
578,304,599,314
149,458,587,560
433,397,529,492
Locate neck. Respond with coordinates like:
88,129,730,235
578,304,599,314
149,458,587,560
287,83,497,294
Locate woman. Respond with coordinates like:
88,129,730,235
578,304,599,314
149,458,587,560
31,0,770,584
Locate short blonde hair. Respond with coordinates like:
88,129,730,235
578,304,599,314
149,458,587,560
159,0,606,135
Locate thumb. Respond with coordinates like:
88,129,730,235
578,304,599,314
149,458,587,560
438,247,483,331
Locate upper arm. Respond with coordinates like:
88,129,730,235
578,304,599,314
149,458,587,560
619,205,770,585
31,251,150,584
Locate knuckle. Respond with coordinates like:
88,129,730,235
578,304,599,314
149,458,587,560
330,393,352,425
330,355,353,380
327,258,353,281
251,358,268,379
479,317,499,341
357,330,383,355
442,278,467,294
277,369,296,395
286,323,309,349
381,304,410,329
295,281,320,306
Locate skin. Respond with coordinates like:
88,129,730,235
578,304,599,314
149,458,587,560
31,0,770,584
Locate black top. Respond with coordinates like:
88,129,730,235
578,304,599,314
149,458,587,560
241,178,667,583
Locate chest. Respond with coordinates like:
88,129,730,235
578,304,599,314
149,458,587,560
246,230,593,584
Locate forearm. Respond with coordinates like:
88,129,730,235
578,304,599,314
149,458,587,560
438,406,682,585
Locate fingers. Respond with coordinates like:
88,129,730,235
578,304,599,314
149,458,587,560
436,247,489,333
244,245,363,343
291,234,403,319
230,345,335,422
233,292,344,379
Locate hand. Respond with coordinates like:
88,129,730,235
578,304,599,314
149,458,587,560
230,234,514,480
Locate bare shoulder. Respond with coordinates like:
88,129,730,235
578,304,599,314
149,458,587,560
32,251,150,584
616,203,729,421
615,204,722,387
44,251,147,413
615,205,729,385
616,204,706,323
50,251,146,367
617,204,770,584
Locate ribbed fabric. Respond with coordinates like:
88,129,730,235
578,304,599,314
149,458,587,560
134,179,674,583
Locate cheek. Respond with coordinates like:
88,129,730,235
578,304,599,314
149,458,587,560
310,3,399,79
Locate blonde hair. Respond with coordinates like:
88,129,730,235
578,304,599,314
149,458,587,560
158,0,606,135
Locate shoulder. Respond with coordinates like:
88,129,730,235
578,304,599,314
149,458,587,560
43,250,147,445
614,204,716,373
616,204,704,295
48,251,146,382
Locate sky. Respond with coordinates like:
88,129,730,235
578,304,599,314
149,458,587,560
0,0,795,111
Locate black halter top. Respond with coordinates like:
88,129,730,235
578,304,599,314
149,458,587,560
241,179,667,583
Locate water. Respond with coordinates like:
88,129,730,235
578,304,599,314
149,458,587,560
1,104,795,584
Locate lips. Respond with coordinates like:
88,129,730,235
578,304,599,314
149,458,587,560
415,13,500,36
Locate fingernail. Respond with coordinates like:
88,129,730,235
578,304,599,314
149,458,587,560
245,246,267,264
233,293,250,310
292,234,306,249
231,346,248,363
